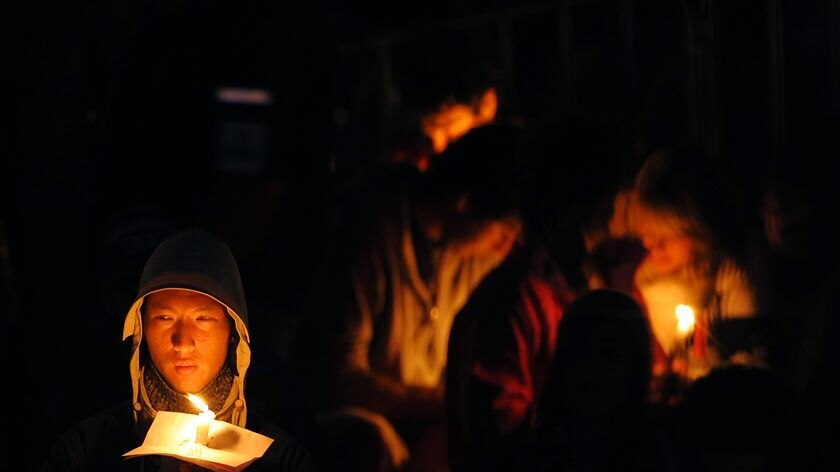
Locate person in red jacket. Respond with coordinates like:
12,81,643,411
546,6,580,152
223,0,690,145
445,117,637,471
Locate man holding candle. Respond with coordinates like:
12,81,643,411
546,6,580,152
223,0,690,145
39,227,315,471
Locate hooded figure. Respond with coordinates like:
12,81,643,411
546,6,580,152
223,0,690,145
123,227,252,433
40,228,315,472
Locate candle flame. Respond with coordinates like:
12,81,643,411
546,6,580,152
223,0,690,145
187,393,209,413
675,304,695,334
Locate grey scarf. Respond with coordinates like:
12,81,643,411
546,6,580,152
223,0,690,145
136,363,235,436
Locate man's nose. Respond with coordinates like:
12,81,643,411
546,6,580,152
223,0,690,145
172,321,196,352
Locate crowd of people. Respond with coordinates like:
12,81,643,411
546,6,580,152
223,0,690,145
28,24,840,471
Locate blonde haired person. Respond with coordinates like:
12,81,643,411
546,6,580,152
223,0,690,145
627,148,764,401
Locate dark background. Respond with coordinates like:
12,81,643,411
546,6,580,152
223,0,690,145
4,0,840,469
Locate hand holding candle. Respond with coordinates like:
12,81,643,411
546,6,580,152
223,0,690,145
187,394,216,445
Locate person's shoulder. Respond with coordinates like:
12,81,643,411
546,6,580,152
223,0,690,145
715,257,753,292
247,412,317,472
717,257,748,275
62,401,135,437
632,255,659,287
456,246,528,307
39,401,137,472
715,257,756,317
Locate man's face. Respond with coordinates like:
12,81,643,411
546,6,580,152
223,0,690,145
143,289,232,393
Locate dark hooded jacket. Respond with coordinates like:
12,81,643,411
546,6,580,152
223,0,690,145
39,228,315,471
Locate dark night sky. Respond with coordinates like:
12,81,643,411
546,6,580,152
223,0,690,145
5,1,840,469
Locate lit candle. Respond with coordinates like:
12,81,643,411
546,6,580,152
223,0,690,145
673,304,696,378
675,304,695,338
187,394,215,445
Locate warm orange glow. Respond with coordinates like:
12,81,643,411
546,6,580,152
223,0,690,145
187,393,210,412
422,88,498,154
476,88,498,124
675,304,695,335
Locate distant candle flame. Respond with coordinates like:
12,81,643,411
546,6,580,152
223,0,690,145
675,304,695,334
187,393,209,413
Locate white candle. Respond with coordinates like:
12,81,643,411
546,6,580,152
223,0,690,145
195,410,215,445
187,394,216,445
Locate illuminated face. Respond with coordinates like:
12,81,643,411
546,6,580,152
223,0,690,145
638,223,696,276
143,289,231,393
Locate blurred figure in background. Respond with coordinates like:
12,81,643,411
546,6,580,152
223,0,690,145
528,289,675,472
756,115,840,471
445,117,637,471
626,147,764,405
295,124,524,472
673,364,799,472
382,27,504,173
